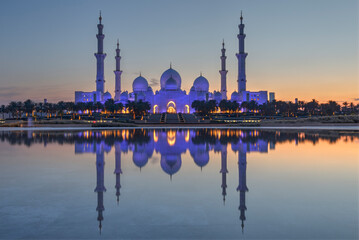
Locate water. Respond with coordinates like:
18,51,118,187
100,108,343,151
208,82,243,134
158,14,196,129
0,129,358,239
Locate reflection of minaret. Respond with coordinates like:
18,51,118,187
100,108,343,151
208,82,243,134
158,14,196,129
220,145,228,204
114,143,122,204
237,151,248,233
94,148,106,234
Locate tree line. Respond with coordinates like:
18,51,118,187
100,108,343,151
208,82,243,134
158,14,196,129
1,98,358,120
191,99,358,116
0,99,150,119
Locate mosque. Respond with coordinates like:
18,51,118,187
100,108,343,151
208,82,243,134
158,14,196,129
75,13,270,113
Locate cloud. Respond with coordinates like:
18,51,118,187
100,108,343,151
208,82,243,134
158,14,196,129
150,78,159,87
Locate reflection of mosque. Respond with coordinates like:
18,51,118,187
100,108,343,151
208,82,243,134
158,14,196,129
74,129,270,233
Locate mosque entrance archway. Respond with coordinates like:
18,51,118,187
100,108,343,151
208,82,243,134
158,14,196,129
184,105,190,114
153,105,159,114
167,101,177,113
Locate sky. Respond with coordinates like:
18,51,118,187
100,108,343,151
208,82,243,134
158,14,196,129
0,0,358,105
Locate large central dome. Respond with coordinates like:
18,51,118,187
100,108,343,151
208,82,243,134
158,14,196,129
160,67,181,90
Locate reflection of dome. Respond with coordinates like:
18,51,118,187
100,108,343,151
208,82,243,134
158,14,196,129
103,91,112,101
133,76,148,92
193,152,209,168
190,144,209,169
160,155,181,177
120,91,128,101
193,75,209,92
231,91,239,101
133,151,148,169
160,67,181,89
165,77,177,90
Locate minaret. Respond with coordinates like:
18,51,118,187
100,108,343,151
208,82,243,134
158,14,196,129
94,146,106,233
114,40,122,101
236,12,248,94
95,12,106,97
237,151,249,233
114,142,122,204
220,144,228,204
220,40,228,100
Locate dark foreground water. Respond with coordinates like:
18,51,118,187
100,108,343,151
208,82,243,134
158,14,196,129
0,129,358,239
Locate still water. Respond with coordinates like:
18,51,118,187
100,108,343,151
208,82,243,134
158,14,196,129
0,129,358,239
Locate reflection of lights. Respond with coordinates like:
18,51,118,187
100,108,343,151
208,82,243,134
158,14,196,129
153,130,158,142
185,130,190,142
167,130,176,146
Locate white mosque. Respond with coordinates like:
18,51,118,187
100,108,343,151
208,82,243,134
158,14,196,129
75,13,270,113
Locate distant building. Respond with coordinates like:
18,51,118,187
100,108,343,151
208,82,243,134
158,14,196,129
269,92,275,102
295,98,298,104
75,12,272,111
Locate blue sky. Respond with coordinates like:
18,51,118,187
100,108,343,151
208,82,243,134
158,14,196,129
0,0,357,104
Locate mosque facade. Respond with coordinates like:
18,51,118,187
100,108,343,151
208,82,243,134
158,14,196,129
75,13,270,113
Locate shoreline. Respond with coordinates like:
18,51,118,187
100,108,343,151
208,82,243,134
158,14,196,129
0,123,358,131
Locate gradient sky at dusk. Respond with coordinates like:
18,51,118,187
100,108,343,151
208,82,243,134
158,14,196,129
0,0,358,105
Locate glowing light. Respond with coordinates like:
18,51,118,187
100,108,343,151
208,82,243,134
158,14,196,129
153,130,158,142
185,130,190,142
167,130,176,146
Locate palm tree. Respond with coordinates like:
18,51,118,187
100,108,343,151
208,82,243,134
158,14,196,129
24,99,35,117
7,101,18,119
1,105,5,119
342,101,348,114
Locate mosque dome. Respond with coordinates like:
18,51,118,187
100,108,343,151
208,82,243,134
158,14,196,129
160,67,181,90
214,91,222,103
231,91,239,101
120,91,128,101
103,91,112,102
133,75,148,92
214,91,222,98
165,77,177,90
193,75,209,92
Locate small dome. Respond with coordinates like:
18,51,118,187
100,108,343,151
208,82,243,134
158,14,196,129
160,67,181,89
120,91,128,101
103,91,112,101
214,91,222,103
133,75,148,92
231,91,239,101
193,75,209,92
165,77,177,90
214,91,222,97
